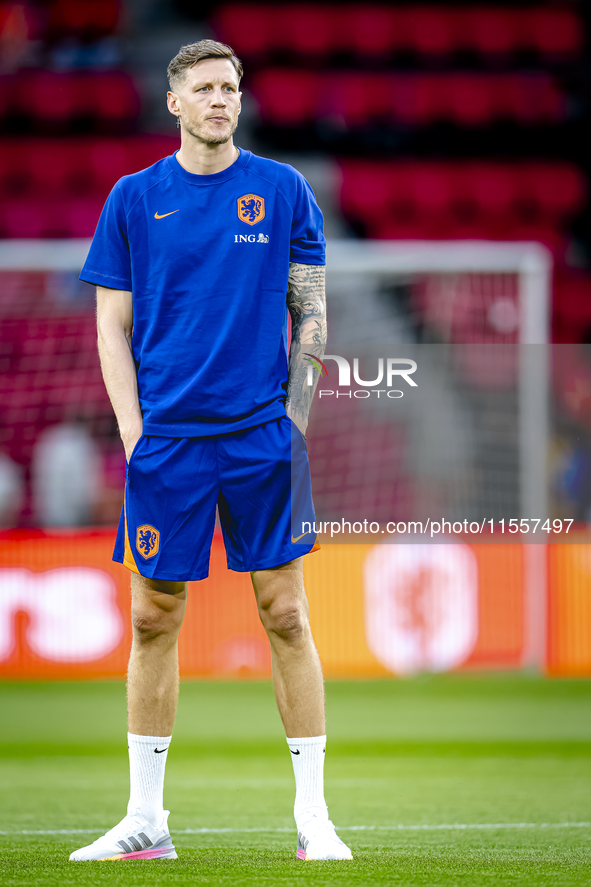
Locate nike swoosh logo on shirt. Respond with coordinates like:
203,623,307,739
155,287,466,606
154,210,179,219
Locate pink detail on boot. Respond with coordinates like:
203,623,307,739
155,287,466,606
121,847,173,860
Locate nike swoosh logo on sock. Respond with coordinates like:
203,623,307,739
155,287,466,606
290,748,300,755
154,748,168,754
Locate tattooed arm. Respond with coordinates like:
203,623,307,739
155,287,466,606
285,262,327,436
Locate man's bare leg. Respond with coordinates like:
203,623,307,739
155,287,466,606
251,557,324,737
126,573,187,827
70,573,186,861
127,572,187,736
252,557,351,859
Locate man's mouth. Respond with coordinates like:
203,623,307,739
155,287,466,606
208,116,228,122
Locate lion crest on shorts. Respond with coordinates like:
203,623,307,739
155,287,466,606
237,193,265,226
136,524,160,559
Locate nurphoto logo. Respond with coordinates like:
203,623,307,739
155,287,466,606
306,355,418,399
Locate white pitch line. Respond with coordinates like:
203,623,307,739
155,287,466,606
2,822,589,836
340,823,591,831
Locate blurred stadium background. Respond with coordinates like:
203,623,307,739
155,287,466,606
0,0,591,684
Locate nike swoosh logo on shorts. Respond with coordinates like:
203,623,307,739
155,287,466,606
154,210,179,219
291,532,310,543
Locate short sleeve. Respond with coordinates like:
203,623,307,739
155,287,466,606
79,181,132,290
290,172,326,265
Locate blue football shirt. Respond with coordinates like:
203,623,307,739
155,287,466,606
80,149,325,437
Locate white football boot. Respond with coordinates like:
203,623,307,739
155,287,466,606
69,811,177,861
296,815,353,860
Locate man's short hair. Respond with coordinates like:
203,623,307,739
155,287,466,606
167,40,243,90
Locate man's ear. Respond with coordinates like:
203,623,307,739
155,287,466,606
166,91,180,117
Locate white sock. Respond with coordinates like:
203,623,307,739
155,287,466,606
127,732,171,827
286,735,328,828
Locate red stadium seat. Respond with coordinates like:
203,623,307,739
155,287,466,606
251,69,316,125
23,140,75,194
338,160,582,252
344,6,396,57
501,75,564,124
408,6,456,57
213,4,274,56
465,164,515,217
91,73,141,125
65,196,104,237
0,198,56,238
525,8,583,56
213,3,584,61
11,70,140,131
323,73,387,127
382,165,417,216
458,7,518,56
132,136,179,171
554,277,591,328
0,192,105,238
524,164,587,220
276,6,334,58
87,139,130,191
340,163,461,235
409,164,454,216
389,75,442,126
339,162,392,219
49,0,121,37
521,75,563,124
0,140,26,193
446,75,495,127
383,8,417,53
19,71,81,127
252,70,566,129
388,76,418,125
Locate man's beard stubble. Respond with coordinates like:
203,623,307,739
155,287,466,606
183,115,239,146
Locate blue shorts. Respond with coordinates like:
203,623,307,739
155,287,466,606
113,415,318,581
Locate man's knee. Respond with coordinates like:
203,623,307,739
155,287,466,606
130,573,187,643
265,601,307,643
252,559,310,644
257,592,309,643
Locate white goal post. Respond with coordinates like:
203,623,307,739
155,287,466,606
326,239,552,518
0,238,552,670
325,240,552,672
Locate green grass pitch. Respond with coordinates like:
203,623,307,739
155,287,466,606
1,675,590,886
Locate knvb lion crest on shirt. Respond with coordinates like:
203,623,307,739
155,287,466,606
136,525,160,559
237,193,265,226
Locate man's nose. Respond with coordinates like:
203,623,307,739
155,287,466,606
210,89,227,107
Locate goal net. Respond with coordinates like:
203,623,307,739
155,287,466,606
308,240,552,534
0,238,551,530
0,238,552,673
0,240,118,525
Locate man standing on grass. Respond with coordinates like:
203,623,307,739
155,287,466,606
70,40,352,863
